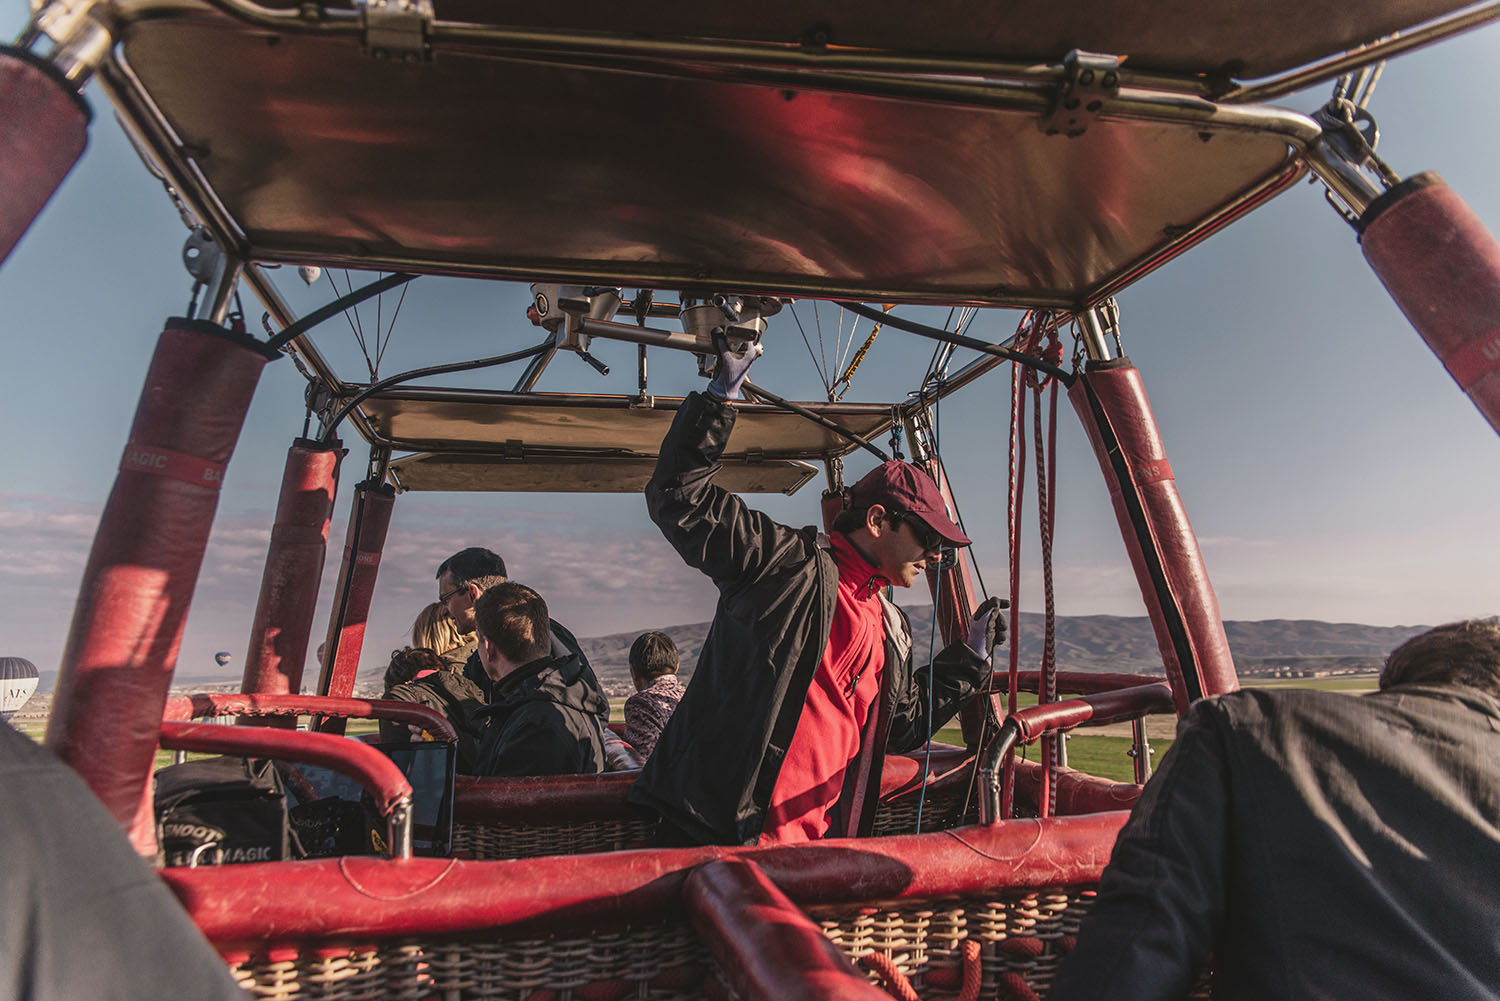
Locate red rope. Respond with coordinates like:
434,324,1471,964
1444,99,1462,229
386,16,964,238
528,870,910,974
858,951,922,1001
857,939,986,1001
957,940,983,1001
1003,312,1029,819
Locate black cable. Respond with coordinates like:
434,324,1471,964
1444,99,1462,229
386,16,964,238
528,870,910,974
836,301,1074,385
266,272,417,352
741,380,890,462
318,339,554,444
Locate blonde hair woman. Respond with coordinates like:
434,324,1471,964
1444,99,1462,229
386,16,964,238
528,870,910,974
411,601,475,671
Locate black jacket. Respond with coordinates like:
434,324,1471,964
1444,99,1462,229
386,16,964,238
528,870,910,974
379,669,488,773
472,653,609,778
1049,683,1500,1001
463,618,607,721
628,391,988,845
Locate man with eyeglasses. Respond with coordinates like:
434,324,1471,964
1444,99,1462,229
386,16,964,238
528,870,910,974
630,335,1006,846
434,547,608,720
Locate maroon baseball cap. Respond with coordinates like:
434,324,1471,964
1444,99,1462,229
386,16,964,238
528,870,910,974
847,460,972,547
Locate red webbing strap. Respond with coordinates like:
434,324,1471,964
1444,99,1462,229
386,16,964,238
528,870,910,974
164,813,1127,949
686,858,892,1001
159,721,411,818
315,479,395,729
162,692,457,744
46,320,272,855
1068,361,1238,714
0,45,89,265
240,439,342,708
1360,173,1500,437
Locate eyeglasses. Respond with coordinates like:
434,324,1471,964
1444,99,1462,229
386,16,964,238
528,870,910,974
439,582,468,604
888,510,945,552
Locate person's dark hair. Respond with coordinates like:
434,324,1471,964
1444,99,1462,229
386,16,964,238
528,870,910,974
473,582,550,666
383,647,444,692
629,631,679,683
1381,618,1500,695
831,505,871,535
436,547,507,584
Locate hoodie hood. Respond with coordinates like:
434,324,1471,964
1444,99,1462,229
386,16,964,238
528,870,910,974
490,653,610,719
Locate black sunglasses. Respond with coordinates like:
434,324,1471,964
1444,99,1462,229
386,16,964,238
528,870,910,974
887,510,945,551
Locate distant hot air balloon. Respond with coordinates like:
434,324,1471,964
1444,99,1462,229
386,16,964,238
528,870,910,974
214,651,233,668
0,657,39,722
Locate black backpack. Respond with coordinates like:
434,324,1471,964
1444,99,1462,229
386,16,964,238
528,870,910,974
154,755,291,867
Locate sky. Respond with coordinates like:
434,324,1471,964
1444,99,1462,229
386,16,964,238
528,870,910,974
2,12,1498,683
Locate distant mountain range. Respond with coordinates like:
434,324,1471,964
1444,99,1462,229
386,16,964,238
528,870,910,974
567,611,1429,697
24,614,1431,704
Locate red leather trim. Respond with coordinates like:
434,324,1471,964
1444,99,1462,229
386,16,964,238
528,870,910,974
452,747,972,823
162,693,457,744
118,443,228,490
1068,365,1238,712
0,47,88,265
454,771,640,823
315,482,396,720
1007,683,1174,743
47,323,267,854
1012,670,1166,695
241,441,341,701
163,814,1128,949
1012,760,1143,815
159,721,412,818
1361,177,1500,436
686,859,891,1001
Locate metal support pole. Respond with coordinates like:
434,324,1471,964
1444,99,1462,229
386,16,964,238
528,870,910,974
1077,307,1115,363
194,253,244,325
579,315,713,354
1304,134,1385,218
1129,717,1153,783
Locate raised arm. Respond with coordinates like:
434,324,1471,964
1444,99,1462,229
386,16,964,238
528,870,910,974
646,391,806,588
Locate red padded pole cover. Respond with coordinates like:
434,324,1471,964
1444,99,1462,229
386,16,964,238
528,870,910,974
239,438,342,706
1360,173,1500,437
1069,361,1238,713
686,859,893,1001
0,46,89,265
46,319,273,854
315,479,395,722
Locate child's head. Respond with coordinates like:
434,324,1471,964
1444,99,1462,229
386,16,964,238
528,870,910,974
384,646,444,692
628,631,679,691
